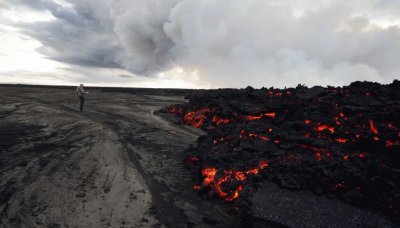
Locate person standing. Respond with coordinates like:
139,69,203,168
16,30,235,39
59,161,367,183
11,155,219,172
76,84,88,112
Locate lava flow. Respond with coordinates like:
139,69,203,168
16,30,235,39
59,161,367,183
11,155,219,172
161,80,400,223
182,107,213,128
194,160,269,202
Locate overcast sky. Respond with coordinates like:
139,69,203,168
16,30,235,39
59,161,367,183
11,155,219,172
0,0,399,88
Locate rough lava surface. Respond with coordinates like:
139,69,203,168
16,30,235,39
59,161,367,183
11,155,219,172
160,80,400,227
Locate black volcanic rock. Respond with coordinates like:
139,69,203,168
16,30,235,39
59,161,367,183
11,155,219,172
160,80,400,225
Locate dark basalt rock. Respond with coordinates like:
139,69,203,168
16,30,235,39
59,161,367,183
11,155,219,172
160,80,400,225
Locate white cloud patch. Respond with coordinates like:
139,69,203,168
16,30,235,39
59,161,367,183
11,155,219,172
0,0,399,88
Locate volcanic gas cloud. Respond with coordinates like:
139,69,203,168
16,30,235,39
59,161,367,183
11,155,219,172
160,80,400,222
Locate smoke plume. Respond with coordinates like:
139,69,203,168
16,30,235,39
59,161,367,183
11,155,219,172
2,0,400,87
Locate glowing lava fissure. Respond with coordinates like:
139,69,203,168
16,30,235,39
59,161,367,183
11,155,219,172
160,81,400,223
193,160,269,202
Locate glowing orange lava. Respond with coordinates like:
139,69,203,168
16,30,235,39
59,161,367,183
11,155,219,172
201,168,217,186
264,112,276,118
183,108,213,128
385,140,400,147
315,152,322,161
226,185,243,201
245,112,276,121
335,138,348,143
246,168,259,175
259,160,269,169
335,117,341,126
212,116,231,126
240,130,270,141
300,144,330,161
196,160,269,201
166,106,184,115
370,120,379,135
234,172,246,181
245,115,262,121
316,124,335,133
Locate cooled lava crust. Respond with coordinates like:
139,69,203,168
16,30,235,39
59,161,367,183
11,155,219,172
160,80,400,223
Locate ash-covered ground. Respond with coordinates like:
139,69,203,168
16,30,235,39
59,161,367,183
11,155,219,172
0,85,242,227
160,81,400,227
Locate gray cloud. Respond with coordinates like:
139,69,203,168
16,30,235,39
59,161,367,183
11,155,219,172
4,0,400,87
118,74,132,78
1,0,53,10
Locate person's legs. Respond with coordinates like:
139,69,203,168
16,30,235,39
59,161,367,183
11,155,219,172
79,96,84,112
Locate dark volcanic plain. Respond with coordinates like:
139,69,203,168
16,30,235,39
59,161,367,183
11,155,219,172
0,85,239,228
0,83,399,227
